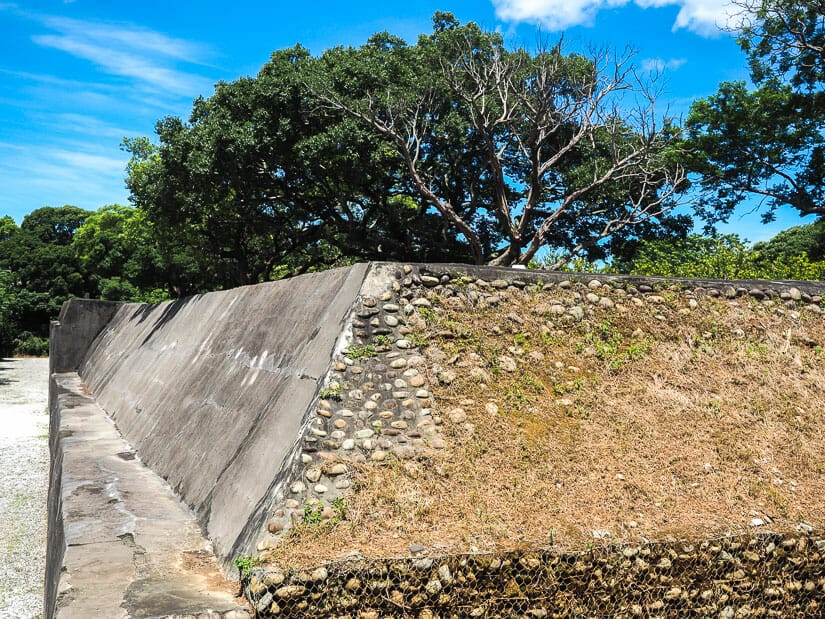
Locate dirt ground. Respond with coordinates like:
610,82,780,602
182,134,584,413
0,357,49,619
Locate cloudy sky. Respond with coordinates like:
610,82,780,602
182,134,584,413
0,0,807,240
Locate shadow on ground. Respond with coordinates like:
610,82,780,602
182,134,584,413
0,358,16,386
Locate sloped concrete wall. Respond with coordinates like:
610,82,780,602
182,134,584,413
75,264,369,564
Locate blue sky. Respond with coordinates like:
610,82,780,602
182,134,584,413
0,0,811,242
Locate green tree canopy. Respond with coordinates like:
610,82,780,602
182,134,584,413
126,14,689,275
686,0,825,225
0,205,94,337
752,218,825,261
311,14,689,266
72,204,168,301
624,233,825,280
125,44,468,292
0,215,17,242
735,0,825,89
0,268,18,356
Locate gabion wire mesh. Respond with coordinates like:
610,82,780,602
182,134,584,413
244,530,825,617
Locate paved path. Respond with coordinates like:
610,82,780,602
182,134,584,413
48,372,247,618
0,357,49,619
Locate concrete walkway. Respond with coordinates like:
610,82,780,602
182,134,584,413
47,373,249,619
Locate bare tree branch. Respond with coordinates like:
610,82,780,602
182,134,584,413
309,26,687,267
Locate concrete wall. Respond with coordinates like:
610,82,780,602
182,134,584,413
76,264,369,563
49,299,121,374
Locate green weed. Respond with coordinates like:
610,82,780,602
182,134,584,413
331,496,348,521
233,555,263,578
302,502,324,526
345,344,377,360
583,321,651,369
408,332,430,347
319,384,343,401
553,377,585,395
418,307,438,323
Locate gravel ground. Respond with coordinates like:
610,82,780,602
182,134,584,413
0,357,49,619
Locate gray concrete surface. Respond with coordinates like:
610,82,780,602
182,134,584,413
76,264,369,564
49,300,121,374
0,357,49,619
46,373,248,619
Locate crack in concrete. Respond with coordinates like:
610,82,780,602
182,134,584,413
118,532,149,579
66,540,122,548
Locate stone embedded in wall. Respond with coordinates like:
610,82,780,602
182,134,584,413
245,530,825,617
260,267,447,545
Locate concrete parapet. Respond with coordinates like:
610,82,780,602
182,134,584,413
49,299,121,374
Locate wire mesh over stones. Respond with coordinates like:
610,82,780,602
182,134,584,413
244,530,825,617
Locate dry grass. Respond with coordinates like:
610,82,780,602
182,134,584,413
262,285,825,569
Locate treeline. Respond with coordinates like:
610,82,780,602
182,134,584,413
1,203,822,357
2,1,824,355
0,206,168,355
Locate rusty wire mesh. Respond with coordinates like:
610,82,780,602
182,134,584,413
243,530,825,617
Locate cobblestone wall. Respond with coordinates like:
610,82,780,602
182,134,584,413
245,530,825,617
258,265,445,547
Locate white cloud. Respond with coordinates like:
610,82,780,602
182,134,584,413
0,6,217,217
39,113,139,140
492,0,738,36
672,0,739,35
0,8,214,97
0,142,130,213
493,0,624,30
40,16,207,63
33,33,209,95
640,56,687,72
30,18,213,96
49,148,127,176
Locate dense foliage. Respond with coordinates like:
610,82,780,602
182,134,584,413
0,205,172,356
686,0,825,225
125,14,690,278
622,233,825,280
528,224,825,281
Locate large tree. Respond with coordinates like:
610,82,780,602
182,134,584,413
127,15,688,273
126,46,467,291
311,14,689,266
686,0,825,225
